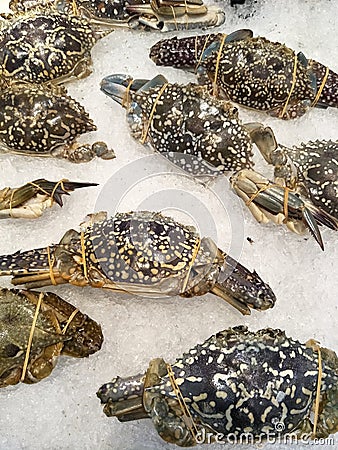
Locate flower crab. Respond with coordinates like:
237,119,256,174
100,73,277,175
0,210,276,315
0,82,114,162
0,288,103,387
97,326,338,446
231,135,338,250
100,74,335,248
149,29,338,119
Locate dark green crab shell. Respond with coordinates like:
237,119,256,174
279,140,338,220
151,326,337,437
0,83,95,155
202,36,314,115
0,288,103,386
0,11,96,84
128,83,253,175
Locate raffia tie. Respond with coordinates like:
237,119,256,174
280,54,298,118
140,83,168,144
181,238,201,293
121,78,134,109
21,293,44,381
166,363,199,443
62,308,80,335
194,35,211,73
47,246,57,286
169,5,178,31
312,345,323,438
311,66,329,108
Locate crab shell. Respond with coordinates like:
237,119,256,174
0,10,98,84
150,32,338,118
118,80,254,175
0,288,103,387
98,326,338,446
0,83,95,156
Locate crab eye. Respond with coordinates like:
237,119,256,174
3,343,22,358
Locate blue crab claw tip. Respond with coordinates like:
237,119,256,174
100,74,132,103
302,207,324,251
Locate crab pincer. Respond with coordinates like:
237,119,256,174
231,169,338,251
0,179,98,219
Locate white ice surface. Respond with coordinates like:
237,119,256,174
0,0,337,449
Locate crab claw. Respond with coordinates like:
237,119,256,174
98,358,167,421
100,74,168,106
150,34,216,68
34,179,98,207
211,253,276,315
125,0,225,32
0,179,98,219
231,169,337,250
97,373,148,420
